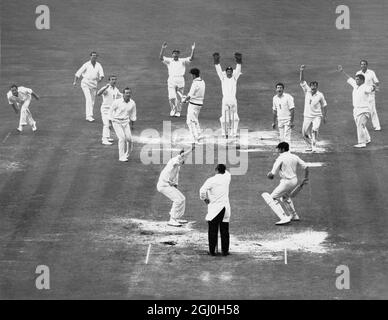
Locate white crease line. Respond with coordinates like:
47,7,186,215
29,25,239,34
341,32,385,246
2,132,11,144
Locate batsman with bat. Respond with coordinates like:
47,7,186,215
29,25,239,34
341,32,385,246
261,142,309,225
213,52,242,138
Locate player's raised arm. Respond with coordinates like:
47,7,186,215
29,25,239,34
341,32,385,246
213,52,223,80
159,42,167,61
189,42,195,61
234,52,242,79
181,143,195,159
299,65,306,83
337,65,352,79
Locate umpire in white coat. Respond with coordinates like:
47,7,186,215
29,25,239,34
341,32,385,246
200,164,231,256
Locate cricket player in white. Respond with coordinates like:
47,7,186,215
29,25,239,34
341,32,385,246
159,42,195,117
97,75,122,145
299,65,328,152
213,52,242,138
157,145,195,227
356,60,381,131
338,65,375,148
109,88,136,161
262,142,309,225
7,84,39,132
272,83,295,143
200,164,231,256
182,68,206,143
73,52,104,122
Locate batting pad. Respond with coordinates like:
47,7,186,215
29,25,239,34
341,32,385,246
261,192,286,220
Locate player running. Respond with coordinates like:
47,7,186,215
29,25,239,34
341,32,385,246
261,142,309,225
7,84,39,133
213,52,242,138
299,65,328,152
159,42,195,117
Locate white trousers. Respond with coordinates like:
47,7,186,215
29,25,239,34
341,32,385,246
220,99,239,136
19,97,35,128
101,106,112,140
167,77,185,112
302,116,322,145
81,83,97,118
271,177,298,216
186,103,202,140
157,185,186,219
353,112,371,144
369,95,381,129
112,120,132,160
278,119,292,143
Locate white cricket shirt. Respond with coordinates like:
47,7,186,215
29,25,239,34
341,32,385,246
110,98,136,122
272,93,295,120
199,171,231,222
300,81,327,117
215,64,241,99
188,78,205,105
157,155,182,188
347,78,374,116
7,86,32,106
101,86,122,108
162,57,191,78
356,69,379,87
75,61,104,88
271,151,307,180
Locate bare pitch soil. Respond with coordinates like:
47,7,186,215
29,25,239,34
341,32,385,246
1,0,388,299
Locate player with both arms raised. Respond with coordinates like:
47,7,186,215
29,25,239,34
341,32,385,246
213,52,242,138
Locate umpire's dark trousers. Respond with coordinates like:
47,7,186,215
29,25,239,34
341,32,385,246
208,207,229,255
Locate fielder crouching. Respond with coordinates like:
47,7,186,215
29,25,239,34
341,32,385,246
157,145,195,227
262,142,309,225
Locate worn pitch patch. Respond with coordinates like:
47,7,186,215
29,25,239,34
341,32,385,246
132,128,332,154
123,218,331,260
0,160,23,173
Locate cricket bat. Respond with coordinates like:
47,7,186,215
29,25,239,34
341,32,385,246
289,180,308,198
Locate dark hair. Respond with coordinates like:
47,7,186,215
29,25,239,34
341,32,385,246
172,49,180,54
360,59,368,65
355,74,365,82
276,142,289,151
90,51,97,56
216,164,226,174
108,75,117,80
190,68,200,77
123,87,131,93
309,81,318,87
10,84,18,89
275,82,284,89
225,66,233,72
